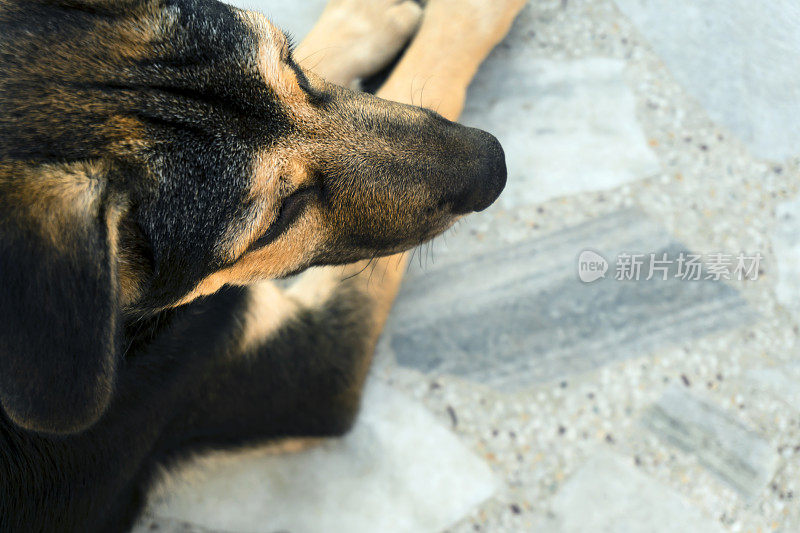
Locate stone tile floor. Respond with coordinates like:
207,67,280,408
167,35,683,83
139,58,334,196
136,1,800,532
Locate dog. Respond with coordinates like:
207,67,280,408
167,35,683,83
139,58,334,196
0,0,510,530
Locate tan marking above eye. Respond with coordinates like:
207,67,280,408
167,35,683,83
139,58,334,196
236,9,302,100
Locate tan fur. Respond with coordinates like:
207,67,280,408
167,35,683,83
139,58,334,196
218,150,319,264
296,0,423,87
177,213,327,305
118,246,147,307
238,281,301,354
238,10,306,103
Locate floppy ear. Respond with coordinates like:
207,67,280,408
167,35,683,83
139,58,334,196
0,162,122,435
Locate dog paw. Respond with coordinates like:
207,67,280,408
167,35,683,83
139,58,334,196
297,0,423,85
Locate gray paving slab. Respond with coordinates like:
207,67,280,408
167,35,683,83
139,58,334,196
224,0,325,40
641,387,780,501
614,0,800,161
773,196,800,316
746,362,800,412
550,452,725,533
461,56,659,208
133,516,232,533
141,382,495,533
386,210,752,389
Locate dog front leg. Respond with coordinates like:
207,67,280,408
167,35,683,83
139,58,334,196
295,0,422,86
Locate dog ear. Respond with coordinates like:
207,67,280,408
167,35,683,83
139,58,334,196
0,162,123,435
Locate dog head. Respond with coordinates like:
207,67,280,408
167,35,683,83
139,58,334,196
0,0,506,434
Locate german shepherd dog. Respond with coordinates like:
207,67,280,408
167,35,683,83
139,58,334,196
0,0,525,530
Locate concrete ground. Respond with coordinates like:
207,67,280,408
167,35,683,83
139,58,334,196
135,1,800,532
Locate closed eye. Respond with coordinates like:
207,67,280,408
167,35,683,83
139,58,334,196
248,186,320,251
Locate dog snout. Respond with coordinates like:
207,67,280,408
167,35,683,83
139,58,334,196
448,129,507,214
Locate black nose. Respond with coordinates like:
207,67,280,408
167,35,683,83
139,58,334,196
450,130,508,214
